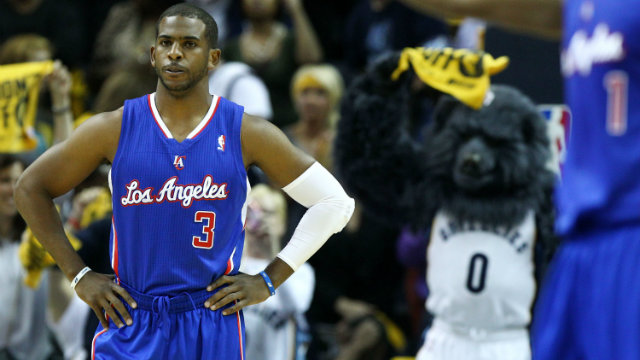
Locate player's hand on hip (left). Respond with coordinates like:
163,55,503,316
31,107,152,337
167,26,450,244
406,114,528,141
74,272,137,330
204,274,271,315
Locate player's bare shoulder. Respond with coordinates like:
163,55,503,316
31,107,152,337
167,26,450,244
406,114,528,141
74,107,124,163
240,112,287,167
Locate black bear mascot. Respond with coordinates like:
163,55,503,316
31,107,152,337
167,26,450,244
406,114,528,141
335,47,557,360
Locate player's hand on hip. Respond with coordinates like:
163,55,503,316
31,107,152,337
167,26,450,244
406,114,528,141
205,274,271,315
74,272,137,329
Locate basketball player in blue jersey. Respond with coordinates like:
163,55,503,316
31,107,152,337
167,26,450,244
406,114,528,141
397,1,640,359
14,4,354,359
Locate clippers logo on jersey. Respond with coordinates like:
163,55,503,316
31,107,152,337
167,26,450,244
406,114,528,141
173,155,186,170
539,105,572,176
120,175,229,208
217,135,226,151
562,23,625,76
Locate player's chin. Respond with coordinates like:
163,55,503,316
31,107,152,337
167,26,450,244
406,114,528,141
162,79,194,93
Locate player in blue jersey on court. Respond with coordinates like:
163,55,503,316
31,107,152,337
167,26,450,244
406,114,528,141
14,4,354,359
398,0,640,359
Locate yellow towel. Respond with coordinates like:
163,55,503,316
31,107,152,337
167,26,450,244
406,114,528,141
19,189,112,288
391,47,509,109
19,227,83,288
0,61,54,152
79,188,112,228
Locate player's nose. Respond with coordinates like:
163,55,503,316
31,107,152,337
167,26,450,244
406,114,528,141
168,43,183,59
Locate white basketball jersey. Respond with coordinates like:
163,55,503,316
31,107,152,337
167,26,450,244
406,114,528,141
240,257,315,360
426,210,536,330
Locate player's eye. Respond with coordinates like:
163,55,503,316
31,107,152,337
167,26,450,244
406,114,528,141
160,40,171,46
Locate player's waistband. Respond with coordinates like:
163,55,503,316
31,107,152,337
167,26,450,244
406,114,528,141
120,282,212,314
432,318,528,341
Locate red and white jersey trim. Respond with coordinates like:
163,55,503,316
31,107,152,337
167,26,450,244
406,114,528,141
148,93,220,140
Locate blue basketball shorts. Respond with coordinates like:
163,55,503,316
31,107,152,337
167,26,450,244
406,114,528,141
91,283,245,360
532,224,640,360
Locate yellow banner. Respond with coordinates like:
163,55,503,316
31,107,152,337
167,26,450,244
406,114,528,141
391,47,509,109
0,61,54,152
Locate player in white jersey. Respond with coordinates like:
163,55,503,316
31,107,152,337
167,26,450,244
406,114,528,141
240,185,315,360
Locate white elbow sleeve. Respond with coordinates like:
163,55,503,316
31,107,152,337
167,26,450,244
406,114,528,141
277,162,355,270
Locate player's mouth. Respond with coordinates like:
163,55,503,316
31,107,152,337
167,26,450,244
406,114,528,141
163,65,187,75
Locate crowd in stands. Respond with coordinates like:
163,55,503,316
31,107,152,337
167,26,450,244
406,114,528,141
0,0,562,359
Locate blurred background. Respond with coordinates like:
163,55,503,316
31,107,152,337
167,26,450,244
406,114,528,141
0,0,564,359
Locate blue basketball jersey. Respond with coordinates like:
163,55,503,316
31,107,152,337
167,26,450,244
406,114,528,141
109,93,248,296
557,0,640,236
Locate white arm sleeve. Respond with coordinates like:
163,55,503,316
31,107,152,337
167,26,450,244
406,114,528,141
278,162,355,271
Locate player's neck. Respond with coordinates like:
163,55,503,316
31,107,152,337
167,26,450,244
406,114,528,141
154,81,213,125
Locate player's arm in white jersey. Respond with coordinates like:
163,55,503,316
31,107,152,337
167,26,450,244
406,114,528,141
14,109,137,330
397,0,562,39
204,114,354,315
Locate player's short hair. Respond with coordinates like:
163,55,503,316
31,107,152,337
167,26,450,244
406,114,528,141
156,3,219,49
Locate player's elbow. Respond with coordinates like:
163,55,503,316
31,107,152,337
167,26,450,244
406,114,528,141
14,172,45,214
339,195,355,227
14,173,32,213
325,194,355,233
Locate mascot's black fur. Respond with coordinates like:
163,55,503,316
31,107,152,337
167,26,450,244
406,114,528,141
335,54,557,270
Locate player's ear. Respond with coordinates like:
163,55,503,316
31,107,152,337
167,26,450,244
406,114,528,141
150,46,156,67
208,48,221,71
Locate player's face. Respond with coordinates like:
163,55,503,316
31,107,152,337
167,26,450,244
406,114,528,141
0,162,23,217
295,87,331,125
151,16,216,94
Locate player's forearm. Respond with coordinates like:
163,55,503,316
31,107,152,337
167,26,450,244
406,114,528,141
277,163,354,272
14,178,87,282
263,257,295,289
398,0,563,39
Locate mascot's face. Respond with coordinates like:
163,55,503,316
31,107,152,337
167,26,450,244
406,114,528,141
424,86,550,198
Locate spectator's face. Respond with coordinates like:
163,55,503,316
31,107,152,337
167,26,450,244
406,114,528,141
151,16,216,93
242,0,279,22
296,87,331,124
245,196,283,239
0,162,23,217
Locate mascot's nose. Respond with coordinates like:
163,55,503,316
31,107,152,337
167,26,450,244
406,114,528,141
461,153,482,173
457,137,494,175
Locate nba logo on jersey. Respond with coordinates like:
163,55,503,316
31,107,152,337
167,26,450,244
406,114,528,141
539,104,572,176
217,135,226,151
173,155,186,170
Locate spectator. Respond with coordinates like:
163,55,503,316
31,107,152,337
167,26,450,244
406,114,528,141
0,154,61,360
240,184,315,360
285,64,343,171
344,0,446,76
0,34,73,160
88,0,181,94
0,0,87,67
282,64,344,247
187,0,244,47
224,0,323,128
209,61,273,120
